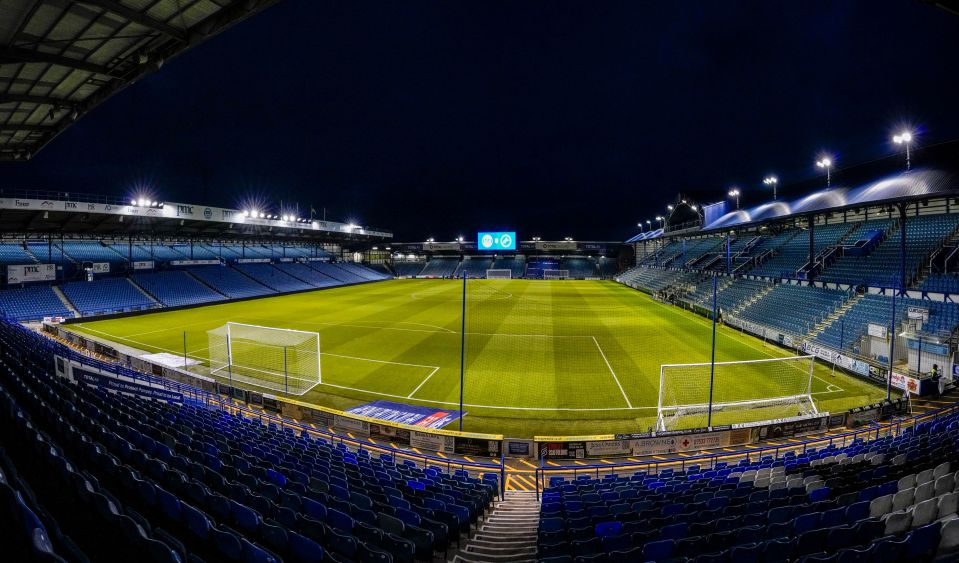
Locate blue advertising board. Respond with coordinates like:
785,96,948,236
346,400,465,429
74,366,183,403
477,231,516,251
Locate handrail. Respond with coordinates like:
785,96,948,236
10,322,506,492
534,401,959,499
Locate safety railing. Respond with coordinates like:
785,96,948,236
534,401,959,500
8,321,508,497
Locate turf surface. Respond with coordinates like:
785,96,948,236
67,279,888,437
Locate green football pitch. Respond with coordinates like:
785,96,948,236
67,279,888,437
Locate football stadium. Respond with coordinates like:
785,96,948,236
3,2,959,563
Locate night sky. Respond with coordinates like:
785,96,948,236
5,1,959,242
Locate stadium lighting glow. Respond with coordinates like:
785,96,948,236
427,237,435,242
893,131,913,171
728,188,741,210
816,157,833,188
457,236,464,242
763,175,779,200
130,199,137,206
690,205,698,212
667,205,674,211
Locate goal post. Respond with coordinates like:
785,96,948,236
656,355,818,431
207,322,321,395
544,269,570,280
486,269,512,279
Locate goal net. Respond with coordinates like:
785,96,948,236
544,269,570,280
657,355,817,431
486,269,512,279
207,322,321,395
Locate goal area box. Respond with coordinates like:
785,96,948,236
486,269,512,279
544,269,570,280
207,322,321,395
657,355,818,431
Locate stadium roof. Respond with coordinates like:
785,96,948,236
631,168,959,241
0,0,279,161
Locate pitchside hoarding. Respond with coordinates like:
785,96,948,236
346,400,464,429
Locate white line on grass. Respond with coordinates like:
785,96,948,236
316,381,656,411
321,352,438,370
592,336,633,408
406,367,441,398
644,297,846,393
243,316,593,339
68,325,658,412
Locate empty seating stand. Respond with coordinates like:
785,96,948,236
0,285,73,321
453,258,493,279
490,256,526,278
419,258,460,278
273,263,342,288
394,262,426,277
233,264,314,293
60,278,157,316
187,265,275,299
131,271,227,307
0,320,497,563
539,409,959,562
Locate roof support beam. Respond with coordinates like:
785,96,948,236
0,123,56,132
0,47,123,78
0,94,76,107
75,0,189,42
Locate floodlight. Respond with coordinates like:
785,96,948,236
816,156,834,187
893,130,914,170
131,199,137,206
667,205,674,211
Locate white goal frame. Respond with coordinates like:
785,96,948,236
544,269,570,280
486,269,512,279
208,322,321,396
656,355,818,431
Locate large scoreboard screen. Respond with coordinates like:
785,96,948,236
477,231,516,251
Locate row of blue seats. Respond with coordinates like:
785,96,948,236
540,409,959,561
0,320,497,562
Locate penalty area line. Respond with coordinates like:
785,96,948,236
592,336,633,409
407,367,441,399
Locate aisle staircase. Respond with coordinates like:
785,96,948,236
450,491,539,562
52,286,79,317
808,293,863,339
731,283,775,315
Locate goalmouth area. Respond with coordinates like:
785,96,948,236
64,279,889,438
